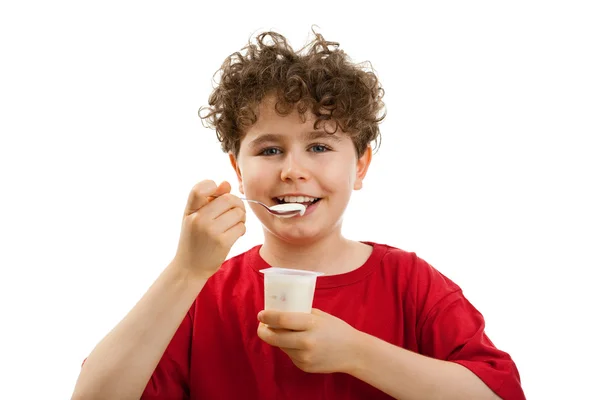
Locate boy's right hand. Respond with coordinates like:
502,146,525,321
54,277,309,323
172,180,246,280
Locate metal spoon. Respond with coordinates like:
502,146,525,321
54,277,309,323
240,198,306,218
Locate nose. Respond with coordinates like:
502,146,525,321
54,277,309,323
280,152,311,182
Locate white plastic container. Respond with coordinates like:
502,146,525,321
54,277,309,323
259,268,324,313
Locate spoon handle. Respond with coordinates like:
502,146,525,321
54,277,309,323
239,197,258,204
239,198,269,209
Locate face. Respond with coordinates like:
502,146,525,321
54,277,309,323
229,96,372,244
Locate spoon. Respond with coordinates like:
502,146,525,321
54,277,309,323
240,198,306,218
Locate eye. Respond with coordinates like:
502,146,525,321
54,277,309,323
259,147,282,156
309,144,331,153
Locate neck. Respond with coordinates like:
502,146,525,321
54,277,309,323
259,228,369,275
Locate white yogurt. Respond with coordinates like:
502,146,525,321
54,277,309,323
269,203,306,216
260,268,324,313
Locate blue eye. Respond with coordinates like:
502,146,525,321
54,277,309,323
259,147,282,156
310,144,330,153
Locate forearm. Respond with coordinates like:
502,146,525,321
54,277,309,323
72,262,207,400
349,332,500,400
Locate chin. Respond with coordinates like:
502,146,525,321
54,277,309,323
279,219,344,245
267,225,325,245
279,234,323,246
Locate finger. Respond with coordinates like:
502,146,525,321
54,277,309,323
258,310,315,331
212,181,232,198
185,180,217,215
257,323,308,349
220,220,246,244
211,206,246,233
202,193,245,221
185,180,232,216
204,181,233,204
257,323,316,350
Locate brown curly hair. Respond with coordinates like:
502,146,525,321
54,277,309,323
198,29,386,158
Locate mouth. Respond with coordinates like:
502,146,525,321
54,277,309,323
272,195,322,207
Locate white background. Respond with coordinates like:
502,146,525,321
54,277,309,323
1,1,598,399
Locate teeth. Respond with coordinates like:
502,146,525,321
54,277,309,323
277,196,318,203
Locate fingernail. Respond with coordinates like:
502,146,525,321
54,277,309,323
257,311,264,321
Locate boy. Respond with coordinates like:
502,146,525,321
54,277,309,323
72,30,525,399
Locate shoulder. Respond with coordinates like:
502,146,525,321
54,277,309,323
368,242,460,290
367,241,463,313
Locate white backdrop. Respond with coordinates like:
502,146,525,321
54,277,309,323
1,1,598,398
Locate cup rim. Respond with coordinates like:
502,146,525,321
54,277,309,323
259,267,325,277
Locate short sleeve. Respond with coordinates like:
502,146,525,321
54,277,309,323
140,303,194,400
419,290,525,400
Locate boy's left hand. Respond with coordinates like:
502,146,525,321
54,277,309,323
257,308,361,374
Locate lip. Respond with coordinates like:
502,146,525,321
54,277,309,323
299,198,321,217
274,193,320,198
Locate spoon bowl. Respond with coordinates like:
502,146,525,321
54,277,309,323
240,198,306,218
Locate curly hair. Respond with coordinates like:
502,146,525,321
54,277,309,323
198,29,386,158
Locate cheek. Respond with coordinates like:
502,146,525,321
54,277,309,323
318,169,354,196
327,162,356,185
240,163,276,192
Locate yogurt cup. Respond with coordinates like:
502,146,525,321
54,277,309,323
259,267,324,313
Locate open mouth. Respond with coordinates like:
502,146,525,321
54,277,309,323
273,196,322,207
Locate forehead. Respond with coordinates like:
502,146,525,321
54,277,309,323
242,96,339,143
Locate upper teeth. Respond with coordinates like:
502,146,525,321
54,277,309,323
277,196,317,203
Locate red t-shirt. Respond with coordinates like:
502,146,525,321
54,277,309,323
141,242,525,399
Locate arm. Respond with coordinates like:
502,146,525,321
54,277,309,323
258,308,522,400
349,330,501,400
72,180,247,400
71,263,207,400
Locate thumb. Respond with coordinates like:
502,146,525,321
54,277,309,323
185,180,231,216
212,181,232,197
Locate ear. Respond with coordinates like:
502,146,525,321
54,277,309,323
229,152,244,194
353,145,372,190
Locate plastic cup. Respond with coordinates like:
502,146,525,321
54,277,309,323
259,268,324,313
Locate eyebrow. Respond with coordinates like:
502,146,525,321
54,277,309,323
248,131,342,149
305,130,342,142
